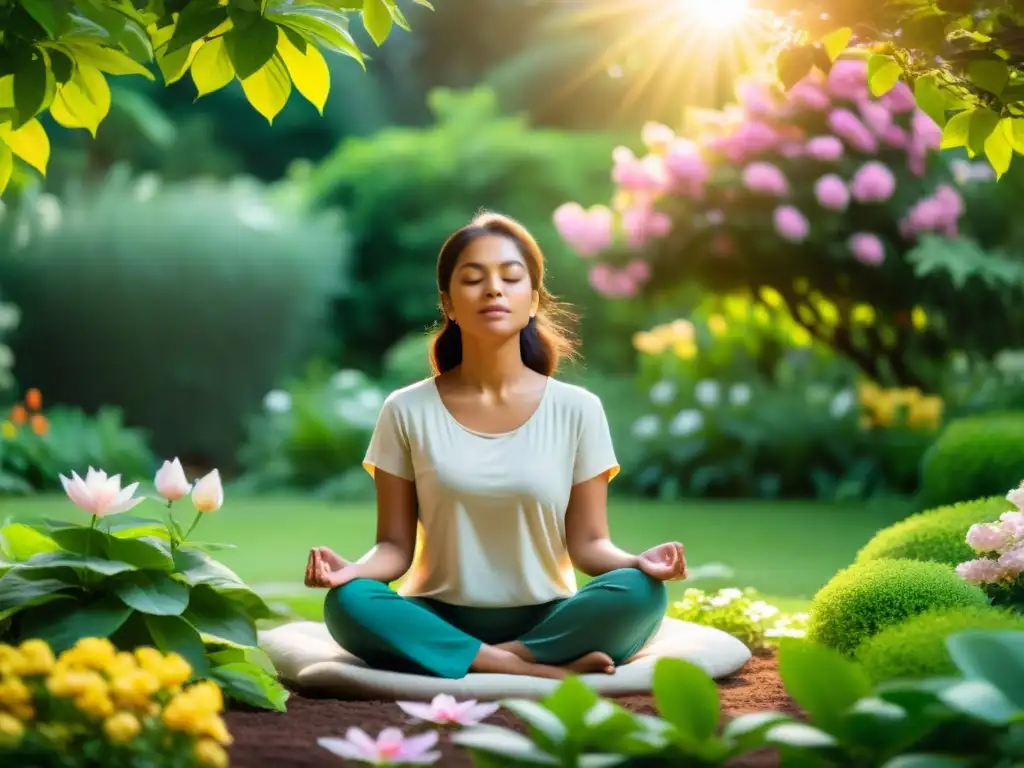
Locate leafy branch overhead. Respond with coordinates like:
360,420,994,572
771,0,1024,176
0,0,431,195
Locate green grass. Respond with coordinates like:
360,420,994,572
2,494,911,616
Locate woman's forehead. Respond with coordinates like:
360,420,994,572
457,235,524,267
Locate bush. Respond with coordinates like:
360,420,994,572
920,412,1024,507
855,606,1024,683
855,496,1010,568
0,168,348,467
806,558,990,655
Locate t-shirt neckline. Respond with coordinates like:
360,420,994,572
431,376,552,439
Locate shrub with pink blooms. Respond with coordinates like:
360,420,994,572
554,58,1022,391
956,481,1024,611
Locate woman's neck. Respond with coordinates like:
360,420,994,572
454,334,532,394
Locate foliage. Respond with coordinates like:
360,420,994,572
381,332,434,390
666,587,808,653
554,58,1024,392
0,169,346,466
856,496,1010,568
304,85,632,371
0,636,232,767
771,0,1024,174
452,629,1024,767
855,605,1024,683
0,0,430,196
236,362,385,498
921,411,1024,508
0,468,288,713
806,557,990,655
953,489,1024,611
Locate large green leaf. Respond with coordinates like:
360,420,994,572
0,569,77,620
652,657,720,744
143,614,210,677
0,523,60,560
224,17,279,80
51,526,173,571
212,661,289,711
265,3,364,65
183,584,257,647
777,639,872,736
166,0,228,54
173,547,274,619
18,551,137,579
947,630,1024,710
114,570,190,616
20,592,133,652
207,644,277,676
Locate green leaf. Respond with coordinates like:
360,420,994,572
652,657,720,743
0,523,59,560
20,592,132,652
19,551,137,578
0,118,49,175
499,700,567,749
881,756,971,768
190,37,235,97
542,676,600,734
114,571,190,616
143,614,210,677
914,74,948,127
167,0,229,54
763,722,837,748
985,119,1014,178
207,644,277,676
173,547,274,620
49,62,110,137
934,679,1018,725
1004,117,1024,154
62,41,155,79
940,109,972,150
451,725,560,764
212,661,289,711
0,569,76,620
776,45,816,90
278,27,329,113
225,17,279,80
20,0,75,39
240,52,290,123
413,0,434,7
967,59,1008,96
0,143,12,196
867,54,901,98
947,629,1024,710
362,0,393,45
266,4,364,67
108,536,174,571
13,48,51,127
821,28,852,61
966,107,1000,158
722,711,793,750
183,584,257,647
777,639,872,735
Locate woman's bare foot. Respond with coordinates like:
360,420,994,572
469,646,568,679
564,651,615,675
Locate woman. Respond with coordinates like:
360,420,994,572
304,212,687,680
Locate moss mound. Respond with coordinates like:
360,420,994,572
806,558,990,655
855,496,1009,568
855,606,1024,683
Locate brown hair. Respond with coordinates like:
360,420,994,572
430,212,578,376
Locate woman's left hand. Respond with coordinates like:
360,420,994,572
638,542,687,581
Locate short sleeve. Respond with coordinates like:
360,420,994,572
362,396,415,481
572,393,620,485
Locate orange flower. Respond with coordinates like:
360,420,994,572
30,414,48,437
10,405,26,425
24,388,42,411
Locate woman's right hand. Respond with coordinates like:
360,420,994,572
304,547,360,588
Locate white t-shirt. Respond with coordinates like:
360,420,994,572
362,377,620,608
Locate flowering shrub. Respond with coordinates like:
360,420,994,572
667,588,807,653
0,637,231,767
956,481,1024,610
553,58,1016,391
0,460,287,712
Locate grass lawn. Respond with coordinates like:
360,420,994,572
3,494,911,617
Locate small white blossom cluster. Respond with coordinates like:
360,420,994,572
261,369,385,431
669,586,807,651
631,378,753,442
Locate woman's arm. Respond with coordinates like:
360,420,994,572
565,472,640,577
351,468,419,583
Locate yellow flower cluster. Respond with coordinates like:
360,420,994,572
0,637,232,767
633,319,699,359
859,382,944,431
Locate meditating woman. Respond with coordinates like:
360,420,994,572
303,212,687,680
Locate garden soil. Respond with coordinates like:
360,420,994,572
225,653,798,768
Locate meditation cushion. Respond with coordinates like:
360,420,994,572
258,617,751,701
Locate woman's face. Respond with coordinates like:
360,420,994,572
442,234,539,342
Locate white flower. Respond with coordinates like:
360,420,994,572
154,458,191,502
263,390,291,414
191,469,224,513
668,409,703,437
728,383,751,407
649,380,676,405
829,389,855,418
745,601,779,622
631,414,660,440
1008,481,1024,512
694,379,720,407
718,588,743,601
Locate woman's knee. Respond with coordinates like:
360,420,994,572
324,578,388,632
595,568,668,617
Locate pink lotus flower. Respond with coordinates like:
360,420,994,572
319,728,440,765
155,457,191,502
664,139,709,195
612,147,666,192
553,202,614,257
881,81,916,113
966,523,1013,554
191,469,224,513
641,121,676,152
828,109,878,154
60,467,146,518
397,694,499,727
814,174,849,211
622,205,671,250
956,557,1004,585
806,136,844,162
826,59,869,102
773,206,809,243
850,161,896,203
848,232,885,265
788,79,830,111
742,162,789,196
589,263,644,298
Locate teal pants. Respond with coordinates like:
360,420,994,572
323,568,668,679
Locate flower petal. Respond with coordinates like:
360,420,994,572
396,702,439,722
461,702,500,723
399,750,442,765
317,737,372,760
345,727,379,756
398,731,439,757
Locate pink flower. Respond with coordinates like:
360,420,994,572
779,142,804,158
1008,481,1024,512
737,78,777,118
1001,510,1024,539
773,205,809,243
859,101,892,136
624,259,651,282
319,728,440,765
934,184,964,219
956,557,1004,585
742,162,789,196
850,161,896,203
641,121,676,152
806,136,844,162
664,139,709,196
912,111,942,150
881,125,909,149
589,263,640,298
788,79,831,111
709,121,778,162
828,109,878,154
900,197,947,238
998,545,1024,578
881,81,916,113
814,174,850,211
553,203,614,257
966,523,1013,554
622,205,671,250
826,59,869,102
397,694,499,727
59,467,146,518
611,147,666,192
848,232,885,265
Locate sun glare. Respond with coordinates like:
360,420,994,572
681,0,753,31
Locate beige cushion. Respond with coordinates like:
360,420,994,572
258,617,751,701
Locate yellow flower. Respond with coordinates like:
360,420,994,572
908,395,944,430
0,421,14,440
851,304,876,325
103,711,142,743
163,693,205,733
858,382,881,407
707,315,728,336
62,638,117,672
0,676,31,709
75,687,115,719
105,652,138,679
790,326,811,347
187,681,224,714
872,395,896,428
0,647,23,677
911,306,927,331
194,738,229,768
671,339,697,359
134,647,164,673
198,713,233,746
156,653,192,690
47,669,107,699
632,331,667,355
759,286,783,308
17,640,55,676
0,711,23,745
110,669,161,709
